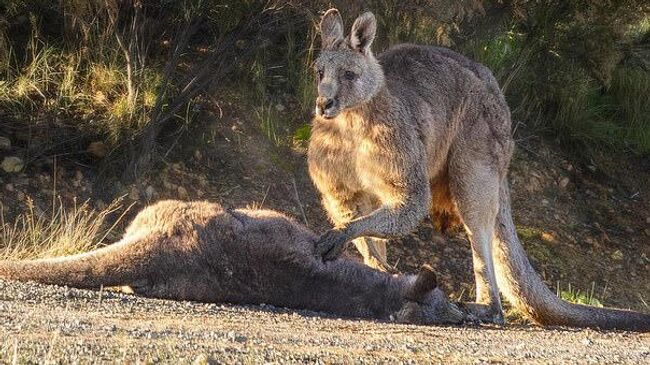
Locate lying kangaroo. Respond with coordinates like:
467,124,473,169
0,200,465,326
308,9,650,331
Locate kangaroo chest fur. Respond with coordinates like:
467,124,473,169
309,111,404,205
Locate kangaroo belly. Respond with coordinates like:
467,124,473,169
429,171,462,233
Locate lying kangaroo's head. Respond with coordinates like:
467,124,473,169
314,9,385,119
394,265,466,325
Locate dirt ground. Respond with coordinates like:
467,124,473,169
1,279,648,364
1,99,650,363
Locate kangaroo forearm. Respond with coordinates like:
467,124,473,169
343,194,430,240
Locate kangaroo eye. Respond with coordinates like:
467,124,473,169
344,70,357,81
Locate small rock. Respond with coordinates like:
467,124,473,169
541,232,555,242
0,136,10,150
1,156,24,173
145,185,156,200
95,200,107,210
5,183,14,191
129,186,139,200
646,217,650,224
625,227,634,234
645,228,650,237
194,150,202,160
177,186,189,199
558,177,570,189
87,141,107,158
527,176,542,193
75,170,83,181
275,103,286,112
541,199,549,206
226,331,247,343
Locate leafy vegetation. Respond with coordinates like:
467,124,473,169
0,0,648,173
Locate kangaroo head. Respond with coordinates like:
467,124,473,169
314,9,385,119
394,265,466,325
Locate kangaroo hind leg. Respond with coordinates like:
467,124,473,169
450,163,504,324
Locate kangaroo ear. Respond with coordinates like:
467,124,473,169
320,9,344,49
349,11,376,55
405,264,438,302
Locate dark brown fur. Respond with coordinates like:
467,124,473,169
0,200,465,326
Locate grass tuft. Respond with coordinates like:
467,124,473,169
557,282,604,307
0,197,132,260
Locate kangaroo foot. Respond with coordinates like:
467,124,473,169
457,302,505,325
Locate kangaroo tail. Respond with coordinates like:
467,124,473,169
0,233,152,290
494,180,650,331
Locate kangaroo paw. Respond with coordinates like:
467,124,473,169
315,228,349,261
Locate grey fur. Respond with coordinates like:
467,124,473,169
0,200,465,326
308,8,650,331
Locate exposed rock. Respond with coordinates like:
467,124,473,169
1,156,24,173
87,141,107,158
5,183,14,191
145,185,156,200
95,200,107,210
129,186,139,200
527,176,542,193
558,177,570,189
0,136,10,150
177,186,189,200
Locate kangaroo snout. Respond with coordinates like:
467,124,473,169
315,96,339,118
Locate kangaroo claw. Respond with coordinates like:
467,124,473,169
315,228,349,260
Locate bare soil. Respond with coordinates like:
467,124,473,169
1,279,648,364
1,99,649,362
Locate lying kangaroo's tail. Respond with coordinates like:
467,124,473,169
494,180,650,331
0,233,152,289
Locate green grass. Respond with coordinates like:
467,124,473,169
1,1,649,162
557,282,604,307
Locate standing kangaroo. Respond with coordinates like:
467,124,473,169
308,9,650,331
0,200,466,326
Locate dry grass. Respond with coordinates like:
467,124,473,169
0,197,132,260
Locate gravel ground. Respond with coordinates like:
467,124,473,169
0,279,648,364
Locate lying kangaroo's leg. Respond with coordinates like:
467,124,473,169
450,163,504,324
